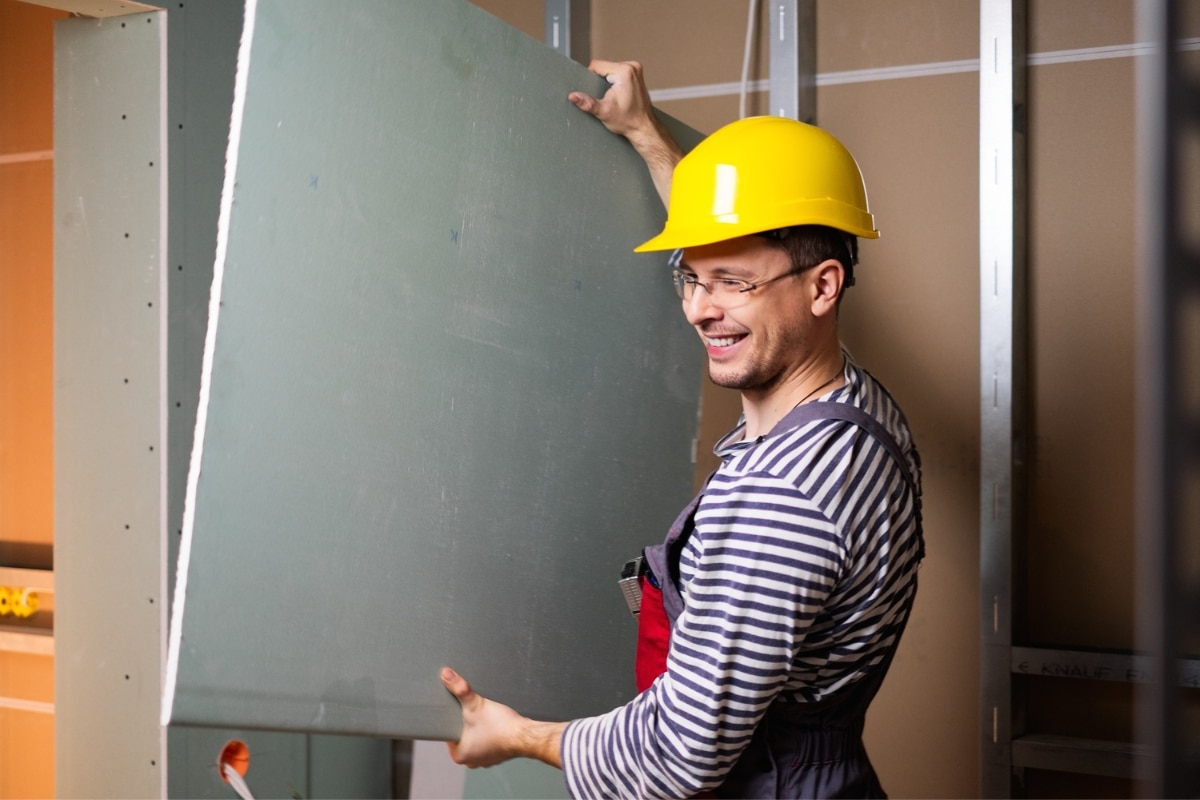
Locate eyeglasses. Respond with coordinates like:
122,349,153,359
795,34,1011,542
671,268,799,308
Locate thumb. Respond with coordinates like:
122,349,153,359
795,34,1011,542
568,91,599,116
441,667,478,707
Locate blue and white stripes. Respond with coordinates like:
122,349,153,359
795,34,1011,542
561,357,923,799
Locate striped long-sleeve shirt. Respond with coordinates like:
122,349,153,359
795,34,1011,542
561,356,923,799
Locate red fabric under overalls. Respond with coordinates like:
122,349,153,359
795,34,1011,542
629,400,922,798
634,574,671,693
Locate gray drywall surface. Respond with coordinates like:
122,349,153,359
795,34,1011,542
165,0,701,740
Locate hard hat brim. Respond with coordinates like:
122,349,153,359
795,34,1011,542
634,203,880,253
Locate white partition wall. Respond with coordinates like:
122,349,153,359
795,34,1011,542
53,11,168,797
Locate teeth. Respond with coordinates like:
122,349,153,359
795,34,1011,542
706,336,739,347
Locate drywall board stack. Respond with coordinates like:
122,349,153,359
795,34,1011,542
164,0,701,740
53,11,167,797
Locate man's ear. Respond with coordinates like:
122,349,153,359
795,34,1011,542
809,259,845,318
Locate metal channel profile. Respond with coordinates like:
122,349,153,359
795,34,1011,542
1012,735,1151,780
1012,646,1200,687
544,0,590,64
979,1,1027,797
768,0,815,123
993,648,1194,785
1135,0,1200,796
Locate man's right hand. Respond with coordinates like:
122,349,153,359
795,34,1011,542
568,60,658,139
440,667,565,770
569,59,683,206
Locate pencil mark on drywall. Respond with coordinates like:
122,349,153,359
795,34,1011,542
309,175,319,189
76,196,91,244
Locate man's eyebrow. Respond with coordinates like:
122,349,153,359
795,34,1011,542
680,264,753,279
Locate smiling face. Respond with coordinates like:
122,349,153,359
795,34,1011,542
678,235,820,398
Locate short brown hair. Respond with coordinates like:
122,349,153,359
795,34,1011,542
758,225,858,289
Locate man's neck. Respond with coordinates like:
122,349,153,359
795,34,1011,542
740,348,846,440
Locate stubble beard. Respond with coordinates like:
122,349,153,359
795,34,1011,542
705,326,808,395
706,354,783,394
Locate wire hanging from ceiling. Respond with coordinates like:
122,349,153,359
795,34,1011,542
739,0,760,119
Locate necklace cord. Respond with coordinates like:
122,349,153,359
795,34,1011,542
793,359,846,408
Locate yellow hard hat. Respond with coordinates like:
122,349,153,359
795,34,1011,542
635,116,879,252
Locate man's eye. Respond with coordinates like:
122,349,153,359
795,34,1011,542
712,279,746,291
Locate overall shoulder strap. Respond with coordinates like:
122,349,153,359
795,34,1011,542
774,400,925,561
769,401,916,491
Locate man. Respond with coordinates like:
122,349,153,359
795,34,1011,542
440,60,923,799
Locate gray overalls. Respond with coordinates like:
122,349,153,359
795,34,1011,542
643,401,922,799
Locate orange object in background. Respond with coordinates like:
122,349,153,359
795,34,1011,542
218,739,251,781
0,2,66,798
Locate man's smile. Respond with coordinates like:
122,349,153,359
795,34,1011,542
700,329,749,357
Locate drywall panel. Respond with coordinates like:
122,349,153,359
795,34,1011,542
53,10,167,798
165,0,700,741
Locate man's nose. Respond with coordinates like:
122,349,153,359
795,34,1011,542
682,286,722,326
